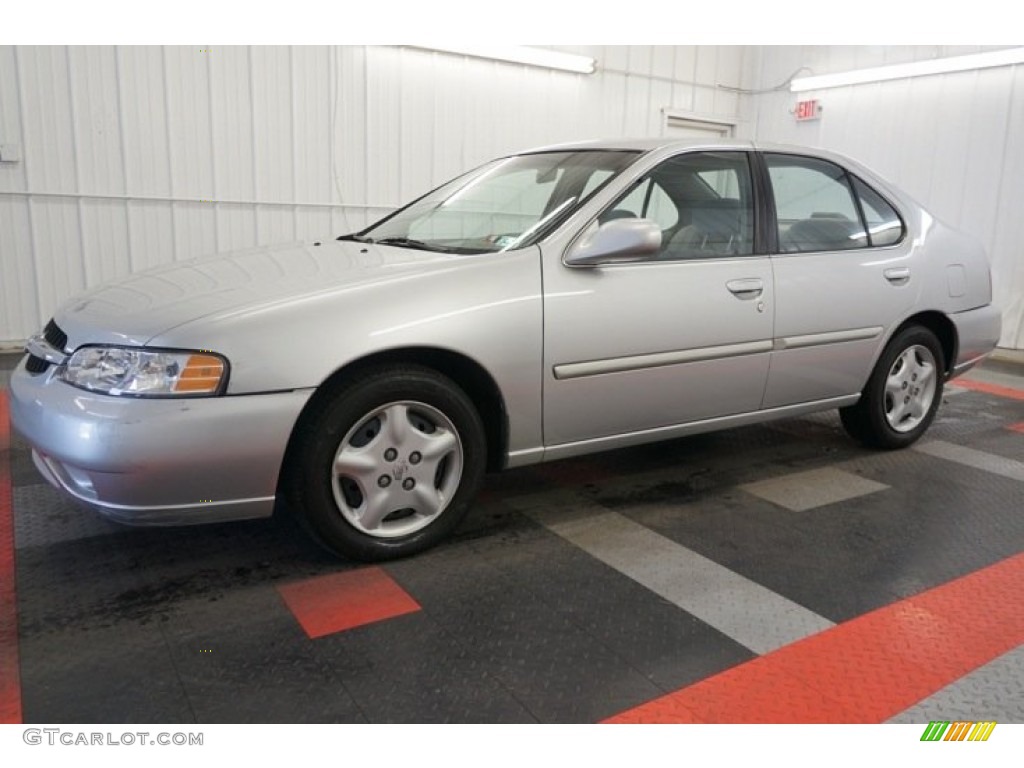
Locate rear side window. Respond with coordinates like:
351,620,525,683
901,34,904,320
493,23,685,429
767,154,866,252
766,154,904,253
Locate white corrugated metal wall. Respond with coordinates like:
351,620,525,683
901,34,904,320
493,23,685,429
752,46,1024,349
0,45,753,345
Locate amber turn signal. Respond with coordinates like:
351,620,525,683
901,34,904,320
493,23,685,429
173,354,226,393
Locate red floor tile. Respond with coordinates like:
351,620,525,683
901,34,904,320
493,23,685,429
0,392,22,724
0,390,8,452
278,566,421,639
606,552,1024,724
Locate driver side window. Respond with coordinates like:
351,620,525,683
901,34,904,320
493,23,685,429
599,151,755,261
600,178,679,230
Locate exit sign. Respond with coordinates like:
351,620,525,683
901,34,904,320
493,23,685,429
795,99,820,121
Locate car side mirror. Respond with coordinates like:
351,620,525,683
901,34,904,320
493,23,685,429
564,218,662,266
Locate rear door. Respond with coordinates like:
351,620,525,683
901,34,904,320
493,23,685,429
761,152,917,408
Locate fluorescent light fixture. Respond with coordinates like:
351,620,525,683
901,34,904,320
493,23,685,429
410,45,596,75
791,47,1024,92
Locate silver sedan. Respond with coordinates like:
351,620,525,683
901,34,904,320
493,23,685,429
10,139,1001,560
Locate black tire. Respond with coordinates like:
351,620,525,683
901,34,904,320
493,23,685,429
840,325,945,449
284,364,486,561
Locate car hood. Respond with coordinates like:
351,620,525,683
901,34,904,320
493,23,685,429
54,240,462,349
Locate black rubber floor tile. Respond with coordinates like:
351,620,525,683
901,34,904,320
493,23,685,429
19,623,195,723
930,391,1024,442
479,466,559,499
477,510,755,691
14,485,123,548
614,491,904,623
839,450,1024,581
8,432,45,489
0,356,15,390
15,543,164,641
444,494,543,547
11,498,364,721
955,427,1024,463
386,521,735,722
623,442,1024,624
311,612,535,723
16,514,337,606
162,608,366,724
385,548,660,721
583,430,863,513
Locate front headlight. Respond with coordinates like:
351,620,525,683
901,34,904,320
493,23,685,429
60,347,228,397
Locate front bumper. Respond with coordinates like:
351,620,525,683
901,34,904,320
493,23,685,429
9,355,314,525
948,303,1002,378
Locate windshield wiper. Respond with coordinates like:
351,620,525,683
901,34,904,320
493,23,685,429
373,237,454,252
338,234,475,254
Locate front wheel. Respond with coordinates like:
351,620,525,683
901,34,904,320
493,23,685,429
284,365,486,561
840,325,945,449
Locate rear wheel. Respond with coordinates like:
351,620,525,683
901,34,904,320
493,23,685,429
840,325,945,449
285,365,486,561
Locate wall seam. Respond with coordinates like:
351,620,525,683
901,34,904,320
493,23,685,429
247,45,259,248
161,46,178,262
13,47,42,331
113,45,135,273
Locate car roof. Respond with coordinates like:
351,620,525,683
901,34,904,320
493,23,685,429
514,137,755,154
512,137,865,166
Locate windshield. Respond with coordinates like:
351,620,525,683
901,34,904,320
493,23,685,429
351,150,640,254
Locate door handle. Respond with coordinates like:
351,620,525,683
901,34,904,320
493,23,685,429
726,278,764,299
884,267,911,285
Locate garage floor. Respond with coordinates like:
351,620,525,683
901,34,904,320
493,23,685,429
1,354,1022,724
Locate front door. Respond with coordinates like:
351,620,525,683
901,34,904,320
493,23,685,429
542,150,774,448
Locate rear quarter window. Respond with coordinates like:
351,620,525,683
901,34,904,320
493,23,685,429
851,176,905,247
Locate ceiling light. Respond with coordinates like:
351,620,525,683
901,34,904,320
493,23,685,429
410,45,596,75
790,47,1024,92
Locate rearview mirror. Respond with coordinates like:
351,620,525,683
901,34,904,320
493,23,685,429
564,218,662,266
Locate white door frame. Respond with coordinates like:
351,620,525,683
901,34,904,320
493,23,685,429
661,109,736,137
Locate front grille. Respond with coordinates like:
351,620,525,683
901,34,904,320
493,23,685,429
25,354,50,374
43,319,68,352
